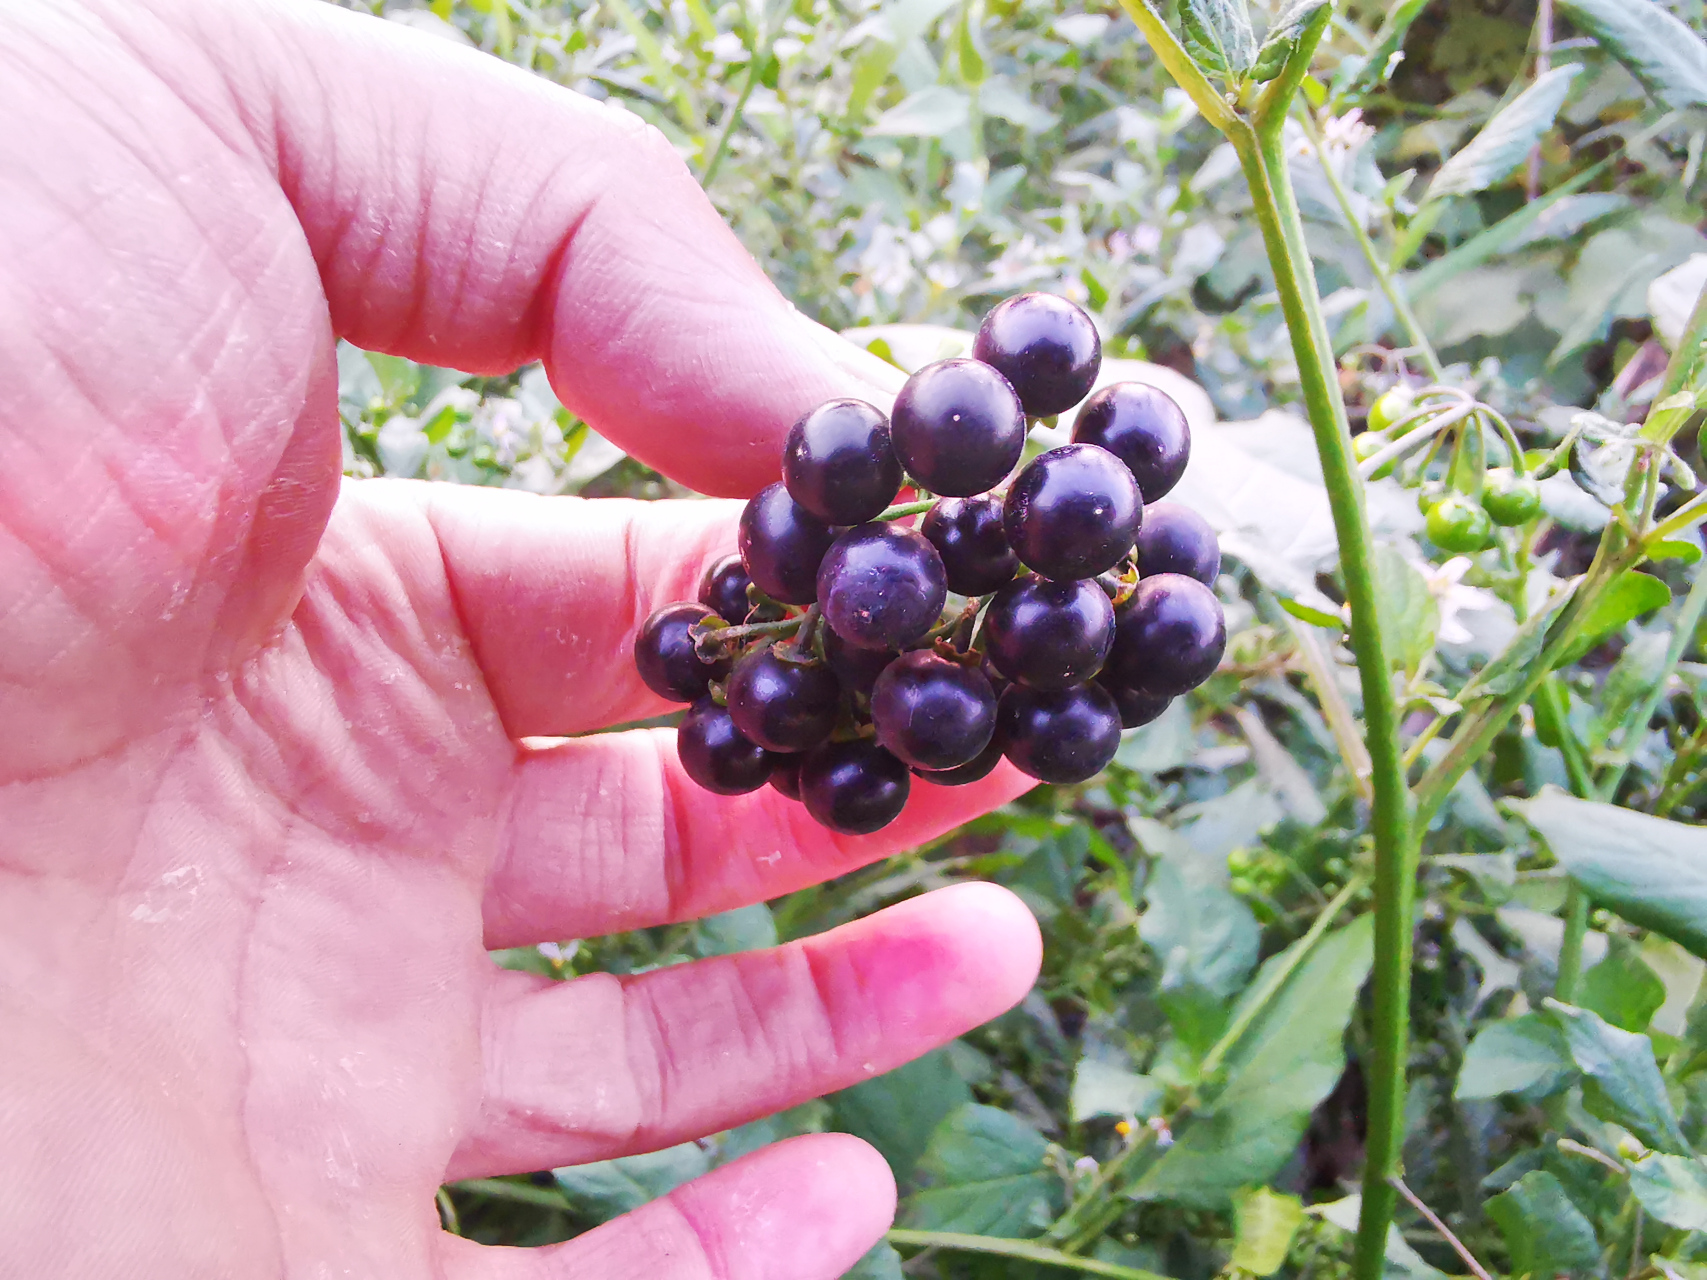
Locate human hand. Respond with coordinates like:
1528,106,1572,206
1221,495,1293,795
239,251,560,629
0,2,1041,1275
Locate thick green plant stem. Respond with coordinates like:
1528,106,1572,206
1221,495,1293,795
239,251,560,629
1534,676,1595,1001
886,1229,1172,1280
1556,884,1590,1003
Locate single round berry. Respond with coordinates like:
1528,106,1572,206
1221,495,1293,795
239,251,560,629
782,398,904,524
913,734,1006,787
698,554,753,625
799,739,911,834
770,753,804,800
921,495,1020,596
1134,501,1220,585
982,576,1115,690
1367,386,1416,435
739,482,837,605
823,624,896,697
1482,470,1542,527
972,292,1102,418
1003,444,1142,581
1104,573,1226,697
678,698,773,795
1426,493,1495,553
871,651,998,770
1071,382,1190,502
634,602,730,703
817,523,948,650
726,646,841,753
890,358,1028,496
1353,431,1397,480
1097,678,1172,730
997,682,1122,784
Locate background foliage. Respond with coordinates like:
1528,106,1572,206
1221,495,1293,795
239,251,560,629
328,0,1707,1274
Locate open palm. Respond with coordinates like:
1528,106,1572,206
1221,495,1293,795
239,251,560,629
0,2,1041,1275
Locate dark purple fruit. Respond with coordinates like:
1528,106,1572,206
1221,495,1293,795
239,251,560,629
912,734,1006,786
982,576,1114,690
726,646,841,753
1072,382,1190,502
816,523,947,650
997,682,1122,784
921,495,1020,596
770,753,803,800
890,358,1027,496
1003,443,1142,581
1133,501,1220,585
782,398,903,525
799,739,911,834
678,698,773,794
634,602,730,703
823,624,896,697
870,651,997,770
698,554,753,625
739,482,837,605
1104,573,1226,697
972,292,1102,418
1097,679,1171,730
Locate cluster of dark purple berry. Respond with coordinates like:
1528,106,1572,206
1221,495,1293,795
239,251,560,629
634,293,1226,835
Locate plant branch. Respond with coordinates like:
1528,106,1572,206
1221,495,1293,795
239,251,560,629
1595,560,1707,798
1280,609,1374,800
1391,1177,1495,1280
887,1229,1172,1280
1111,0,1239,133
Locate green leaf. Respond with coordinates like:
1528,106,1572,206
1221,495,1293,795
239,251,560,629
552,1143,710,1224
692,903,777,957
1178,0,1256,78
1070,1058,1166,1123
1248,0,1327,83
1559,0,1707,112
1647,538,1704,564
1142,855,1261,1000
1371,544,1437,674
1114,698,1195,773
366,351,422,406
1231,1187,1305,1276
1514,788,1707,958
1486,1171,1602,1278
900,1105,1062,1237
1276,595,1343,630
869,85,971,138
1629,1154,1707,1231
1546,1001,1691,1155
1460,586,1574,700
1425,65,1581,203
1581,941,1668,1033
1554,571,1673,668
831,1048,973,1183
1132,916,1374,1208
1589,630,1672,750
1455,1014,1575,1102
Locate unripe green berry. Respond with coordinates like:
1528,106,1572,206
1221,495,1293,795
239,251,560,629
1367,387,1416,435
1482,470,1542,527
1426,493,1494,553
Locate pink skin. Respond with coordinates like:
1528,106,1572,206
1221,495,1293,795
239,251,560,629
0,2,1043,1277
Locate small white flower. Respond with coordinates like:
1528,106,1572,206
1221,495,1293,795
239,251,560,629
1424,556,1501,647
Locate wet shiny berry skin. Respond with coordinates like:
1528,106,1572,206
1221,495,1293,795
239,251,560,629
1426,493,1494,553
782,398,903,524
697,553,753,625
921,495,1020,597
677,698,773,795
817,523,948,650
890,358,1028,496
997,682,1122,784
972,292,1102,418
726,646,841,753
739,482,838,605
1105,573,1226,697
1003,444,1142,581
1134,501,1220,585
1098,679,1171,730
912,734,1006,786
1072,382,1191,502
982,576,1114,690
634,602,730,703
799,739,911,834
870,651,997,770
769,753,804,800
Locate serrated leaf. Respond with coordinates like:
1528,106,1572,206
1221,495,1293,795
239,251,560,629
1546,1000,1691,1155
1554,571,1672,667
1560,0,1707,112
1424,65,1581,202
1513,788,1707,959
1455,1014,1575,1102
1487,1171,1602,1277
1630,1154,1707,1231
1249,0,1327,83
1179,0,1256,78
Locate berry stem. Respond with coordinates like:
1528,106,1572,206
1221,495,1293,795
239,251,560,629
691,614,803,659
875,498,935,521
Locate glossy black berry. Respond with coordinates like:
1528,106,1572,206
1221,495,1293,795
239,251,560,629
972,292,1102,418
823,624,896,697
997,682,1122,784
799,739,911,834
770,753,803,800
1104,573,1226,697
912,734,1006,786
817,523,947,650
870,651,997,770
1133,501,1220,586
782,398,903,524
921,495,1020,596
890,358,1027,496
982,576,1114,690
634,602,730,703
1072,382,1191,503
1003,444,1142,581
739,482,837,605
1098,678,1172,730
678,698,773,795
698,554,753,625
726,646,841,753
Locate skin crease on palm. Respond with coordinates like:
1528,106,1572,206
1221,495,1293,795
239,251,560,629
0,1,1047,1275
